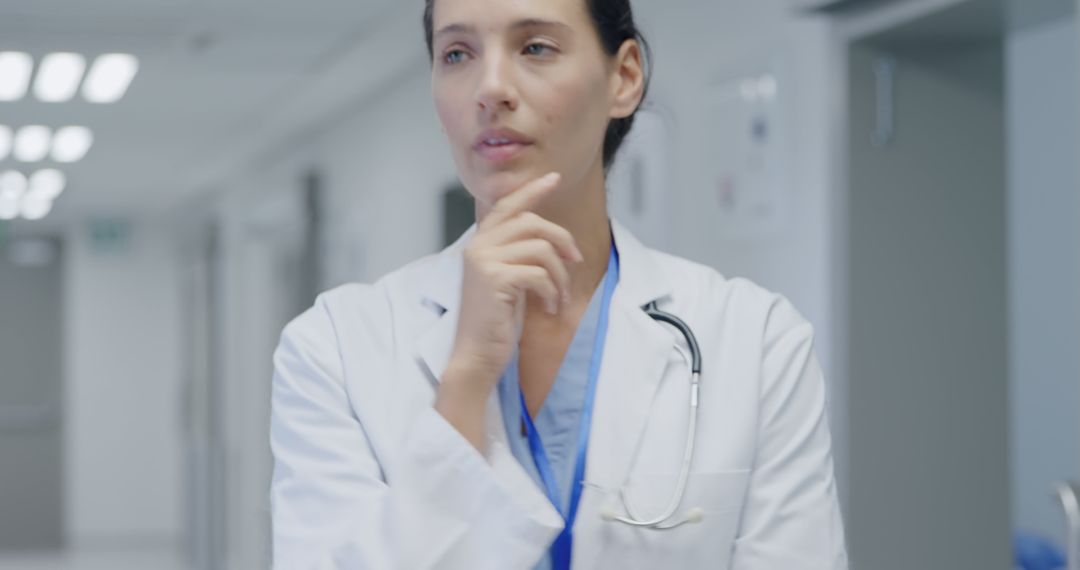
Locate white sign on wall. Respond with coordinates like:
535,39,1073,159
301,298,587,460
707,63,790,241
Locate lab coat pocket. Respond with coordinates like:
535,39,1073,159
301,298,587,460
623,468,750,517
594,469,750,569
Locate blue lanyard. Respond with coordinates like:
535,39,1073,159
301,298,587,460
518,241,619,570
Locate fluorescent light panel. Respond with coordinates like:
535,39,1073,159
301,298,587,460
51,126,93,162
34,52,86,103
20,195,52,220
0,170,28,200
28,169,65,201
82,53,138,103
13,126,52,162
0,196,19,220
0,52,33,102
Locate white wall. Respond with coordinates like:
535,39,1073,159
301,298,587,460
316,68,457,285
63,219,183,545
1006,16,1080,542
631,2,835,361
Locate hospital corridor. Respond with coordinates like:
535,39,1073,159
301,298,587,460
1,0,1078,568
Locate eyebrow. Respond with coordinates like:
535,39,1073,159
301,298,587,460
434,18,571,39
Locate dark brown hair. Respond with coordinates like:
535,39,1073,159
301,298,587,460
423,0,652,171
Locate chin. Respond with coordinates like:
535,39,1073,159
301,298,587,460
468,170,533,205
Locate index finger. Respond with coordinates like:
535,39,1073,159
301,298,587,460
483,172,561,227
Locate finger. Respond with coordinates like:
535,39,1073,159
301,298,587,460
500,264,561,314
492,239,571,302
483,172,561,227
485,211,583,263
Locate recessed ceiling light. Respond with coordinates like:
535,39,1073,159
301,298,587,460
0,126,12,161
0,52,33,102
34,52,87,103
0,170,28,200
82,53,138,103
14,126,52,162
20,195,53,220
51,126,93,163
28,169,66,201
0,195,19,220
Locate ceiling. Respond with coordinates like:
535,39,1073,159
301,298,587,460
850,0,1075,45
0,0,421,230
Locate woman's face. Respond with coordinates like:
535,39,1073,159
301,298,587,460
430,0,621,207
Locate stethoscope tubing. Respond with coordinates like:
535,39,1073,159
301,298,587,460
603,301,704,530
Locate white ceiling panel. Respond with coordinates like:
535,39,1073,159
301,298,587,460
0,0,405,228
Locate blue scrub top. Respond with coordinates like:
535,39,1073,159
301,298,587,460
496,276,608,570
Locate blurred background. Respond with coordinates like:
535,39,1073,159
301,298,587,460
0,0,1077,568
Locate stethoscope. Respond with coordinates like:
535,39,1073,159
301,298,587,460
598,299,705,531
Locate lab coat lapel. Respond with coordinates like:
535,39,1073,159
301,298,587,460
570,221,676,569
412,225,564,538
586,296,675,488
587,219,675,489
412,223,539,469
414,225,471,387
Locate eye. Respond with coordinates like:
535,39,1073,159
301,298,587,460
523,42,555,57
443,49,469,65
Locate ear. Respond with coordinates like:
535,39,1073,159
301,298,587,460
609,39,645,120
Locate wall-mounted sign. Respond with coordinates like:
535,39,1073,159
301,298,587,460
88,218,131,254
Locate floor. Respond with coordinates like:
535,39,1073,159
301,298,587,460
0,545,192,570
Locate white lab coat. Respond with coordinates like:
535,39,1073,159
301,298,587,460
270,219,848,569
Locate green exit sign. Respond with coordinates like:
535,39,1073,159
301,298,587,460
88,219,131,254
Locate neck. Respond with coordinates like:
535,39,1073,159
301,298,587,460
475,164,611,318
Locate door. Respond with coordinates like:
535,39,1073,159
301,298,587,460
843,5,1012,567
0,237,64,550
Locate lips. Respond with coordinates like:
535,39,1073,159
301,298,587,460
473,127,534,149
473,128,535,162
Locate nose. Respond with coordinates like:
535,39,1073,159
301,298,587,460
475,52,518,113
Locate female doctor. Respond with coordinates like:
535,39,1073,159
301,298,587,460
270,0,848,568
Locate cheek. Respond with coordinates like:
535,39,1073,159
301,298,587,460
539,73,609,155
433,86,498,200
433,91,465,143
